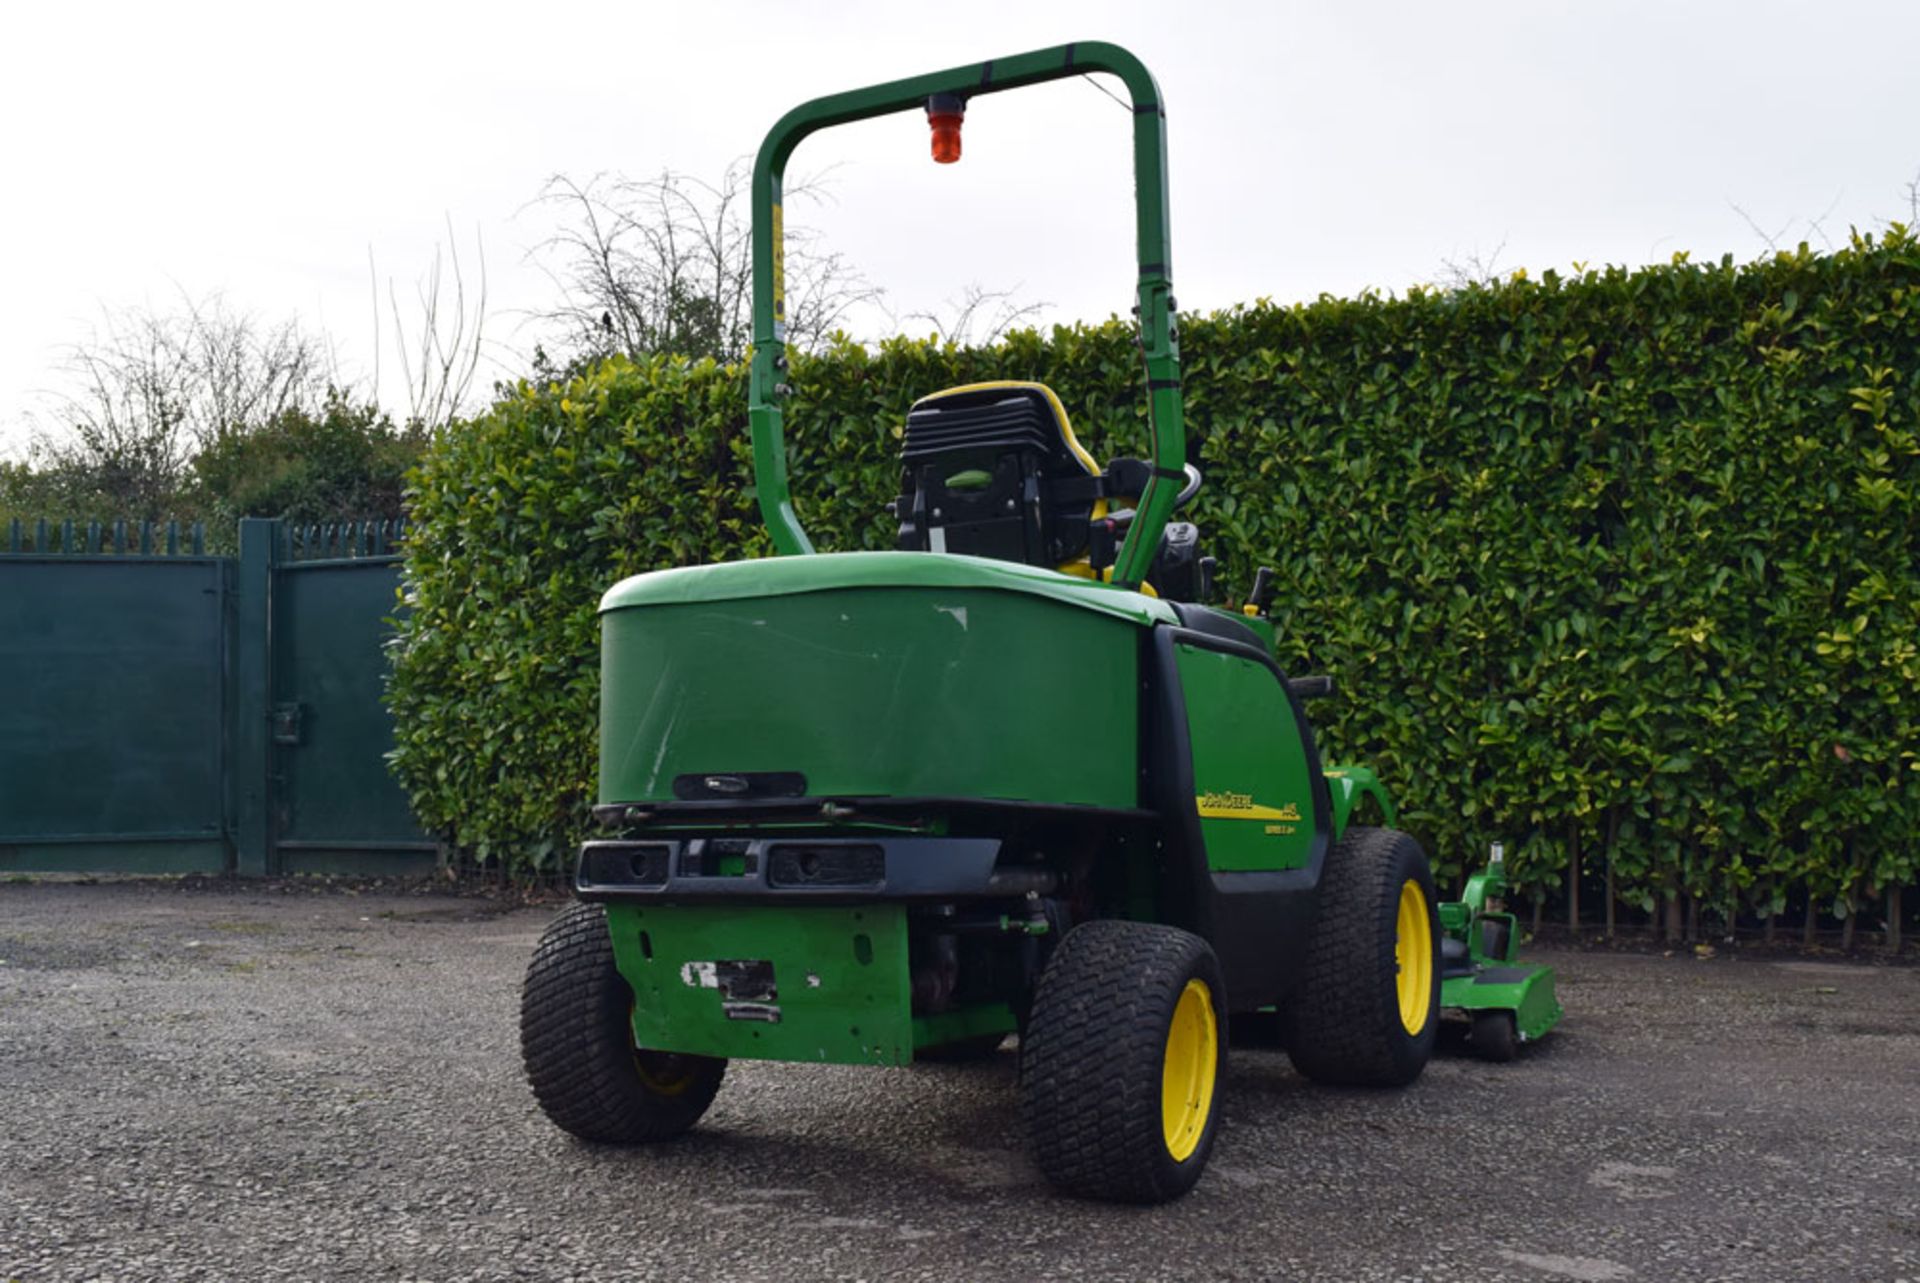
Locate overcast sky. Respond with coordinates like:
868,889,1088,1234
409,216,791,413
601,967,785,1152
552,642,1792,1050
4,0,1917,457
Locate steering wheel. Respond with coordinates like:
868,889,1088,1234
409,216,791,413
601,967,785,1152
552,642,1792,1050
1105,461,1203,527
1171,462,1204,509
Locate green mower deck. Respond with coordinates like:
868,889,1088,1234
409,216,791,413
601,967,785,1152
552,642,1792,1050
1437,849,1564,1059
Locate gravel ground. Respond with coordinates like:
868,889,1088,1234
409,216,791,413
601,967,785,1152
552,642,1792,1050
2,879,1916,1283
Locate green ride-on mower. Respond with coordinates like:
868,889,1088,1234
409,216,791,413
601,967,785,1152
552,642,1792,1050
519,42,1559,1204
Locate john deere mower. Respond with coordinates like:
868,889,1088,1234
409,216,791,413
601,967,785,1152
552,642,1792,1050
520,41,1559,1204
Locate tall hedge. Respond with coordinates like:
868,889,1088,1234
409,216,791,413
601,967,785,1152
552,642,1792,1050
389,230,1920,930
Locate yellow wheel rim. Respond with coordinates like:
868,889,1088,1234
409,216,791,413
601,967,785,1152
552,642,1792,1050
630,1002,695,1096
634,1053,696,1097
1395,879,1434,1035
1161,978,1219,1162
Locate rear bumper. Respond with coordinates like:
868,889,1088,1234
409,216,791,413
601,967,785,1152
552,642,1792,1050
576,835,1056,903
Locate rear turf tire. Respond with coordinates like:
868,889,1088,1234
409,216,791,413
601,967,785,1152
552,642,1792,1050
1286,826,1440,1087
1020,920,1226,1204
521,901,725,1142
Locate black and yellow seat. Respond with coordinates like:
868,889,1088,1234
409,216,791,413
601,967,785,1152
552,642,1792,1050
893,381,1206,598
893,382,1105,567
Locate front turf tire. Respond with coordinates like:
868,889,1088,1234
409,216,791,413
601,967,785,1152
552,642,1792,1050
1286,826,1440,1087
521,901,725,1142
1020,920,1226,1204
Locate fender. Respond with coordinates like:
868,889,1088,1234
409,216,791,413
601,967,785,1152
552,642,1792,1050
1322,765,1397,840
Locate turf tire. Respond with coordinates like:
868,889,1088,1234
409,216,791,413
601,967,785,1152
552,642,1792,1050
520,901,725,1142
1285,826,1440,1087
1020,920,1226,1204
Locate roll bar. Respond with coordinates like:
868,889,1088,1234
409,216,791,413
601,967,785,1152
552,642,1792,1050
748,41,1184,591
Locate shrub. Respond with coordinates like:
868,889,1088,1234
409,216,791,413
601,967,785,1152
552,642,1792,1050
389,230,1920,932
192,393,421,531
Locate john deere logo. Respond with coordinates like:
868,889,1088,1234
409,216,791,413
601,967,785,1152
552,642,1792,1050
1195,794,1302,823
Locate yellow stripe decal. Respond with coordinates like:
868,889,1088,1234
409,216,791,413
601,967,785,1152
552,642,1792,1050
1195,794,1302,822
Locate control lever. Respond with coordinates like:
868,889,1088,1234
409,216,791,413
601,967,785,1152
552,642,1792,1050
1247,565,1278,616
1197,555,1217,604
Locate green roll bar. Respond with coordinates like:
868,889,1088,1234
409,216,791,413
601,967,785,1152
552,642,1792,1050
749,41,1184,591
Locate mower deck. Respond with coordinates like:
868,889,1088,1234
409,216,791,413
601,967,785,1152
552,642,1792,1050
1441,961,1563,1044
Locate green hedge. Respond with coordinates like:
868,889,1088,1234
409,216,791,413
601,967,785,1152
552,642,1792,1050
389,229,1920,928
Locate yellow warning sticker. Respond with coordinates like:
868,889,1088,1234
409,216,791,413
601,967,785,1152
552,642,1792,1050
771,202,785,323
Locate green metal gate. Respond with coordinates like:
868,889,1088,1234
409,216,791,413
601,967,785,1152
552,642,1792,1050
0,516,434,876
263,524,436,875
0,524,228,872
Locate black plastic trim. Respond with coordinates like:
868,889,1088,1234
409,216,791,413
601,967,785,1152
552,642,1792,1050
1150,624,1336,1011
594,795,1157,830
1142,627,1211,944
1171,602,1263,650
576,836,1008,904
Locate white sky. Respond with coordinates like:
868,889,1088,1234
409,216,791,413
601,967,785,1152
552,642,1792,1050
4,0,1918,457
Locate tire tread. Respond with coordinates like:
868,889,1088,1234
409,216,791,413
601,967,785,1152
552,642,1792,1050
520,901,723,1142
1285,826,1438,1087
1020,920,1224,1203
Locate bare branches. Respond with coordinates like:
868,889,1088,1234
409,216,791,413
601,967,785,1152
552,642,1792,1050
1435,237,1510,290
1802,192,1844,252
528,161,879,365
31,293,335,516
1730,201,1792,255
1730,192,1842,256
381,217,491,431
901,283,1048,347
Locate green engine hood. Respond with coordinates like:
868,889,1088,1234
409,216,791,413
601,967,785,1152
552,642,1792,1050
600,551,1178,627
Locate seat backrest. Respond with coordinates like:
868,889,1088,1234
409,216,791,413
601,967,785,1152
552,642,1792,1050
894,382,1102,568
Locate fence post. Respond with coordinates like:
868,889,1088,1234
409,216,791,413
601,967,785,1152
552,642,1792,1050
231,518,280,876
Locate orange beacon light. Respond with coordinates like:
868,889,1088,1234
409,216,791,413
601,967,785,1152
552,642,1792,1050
926,93,965,163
